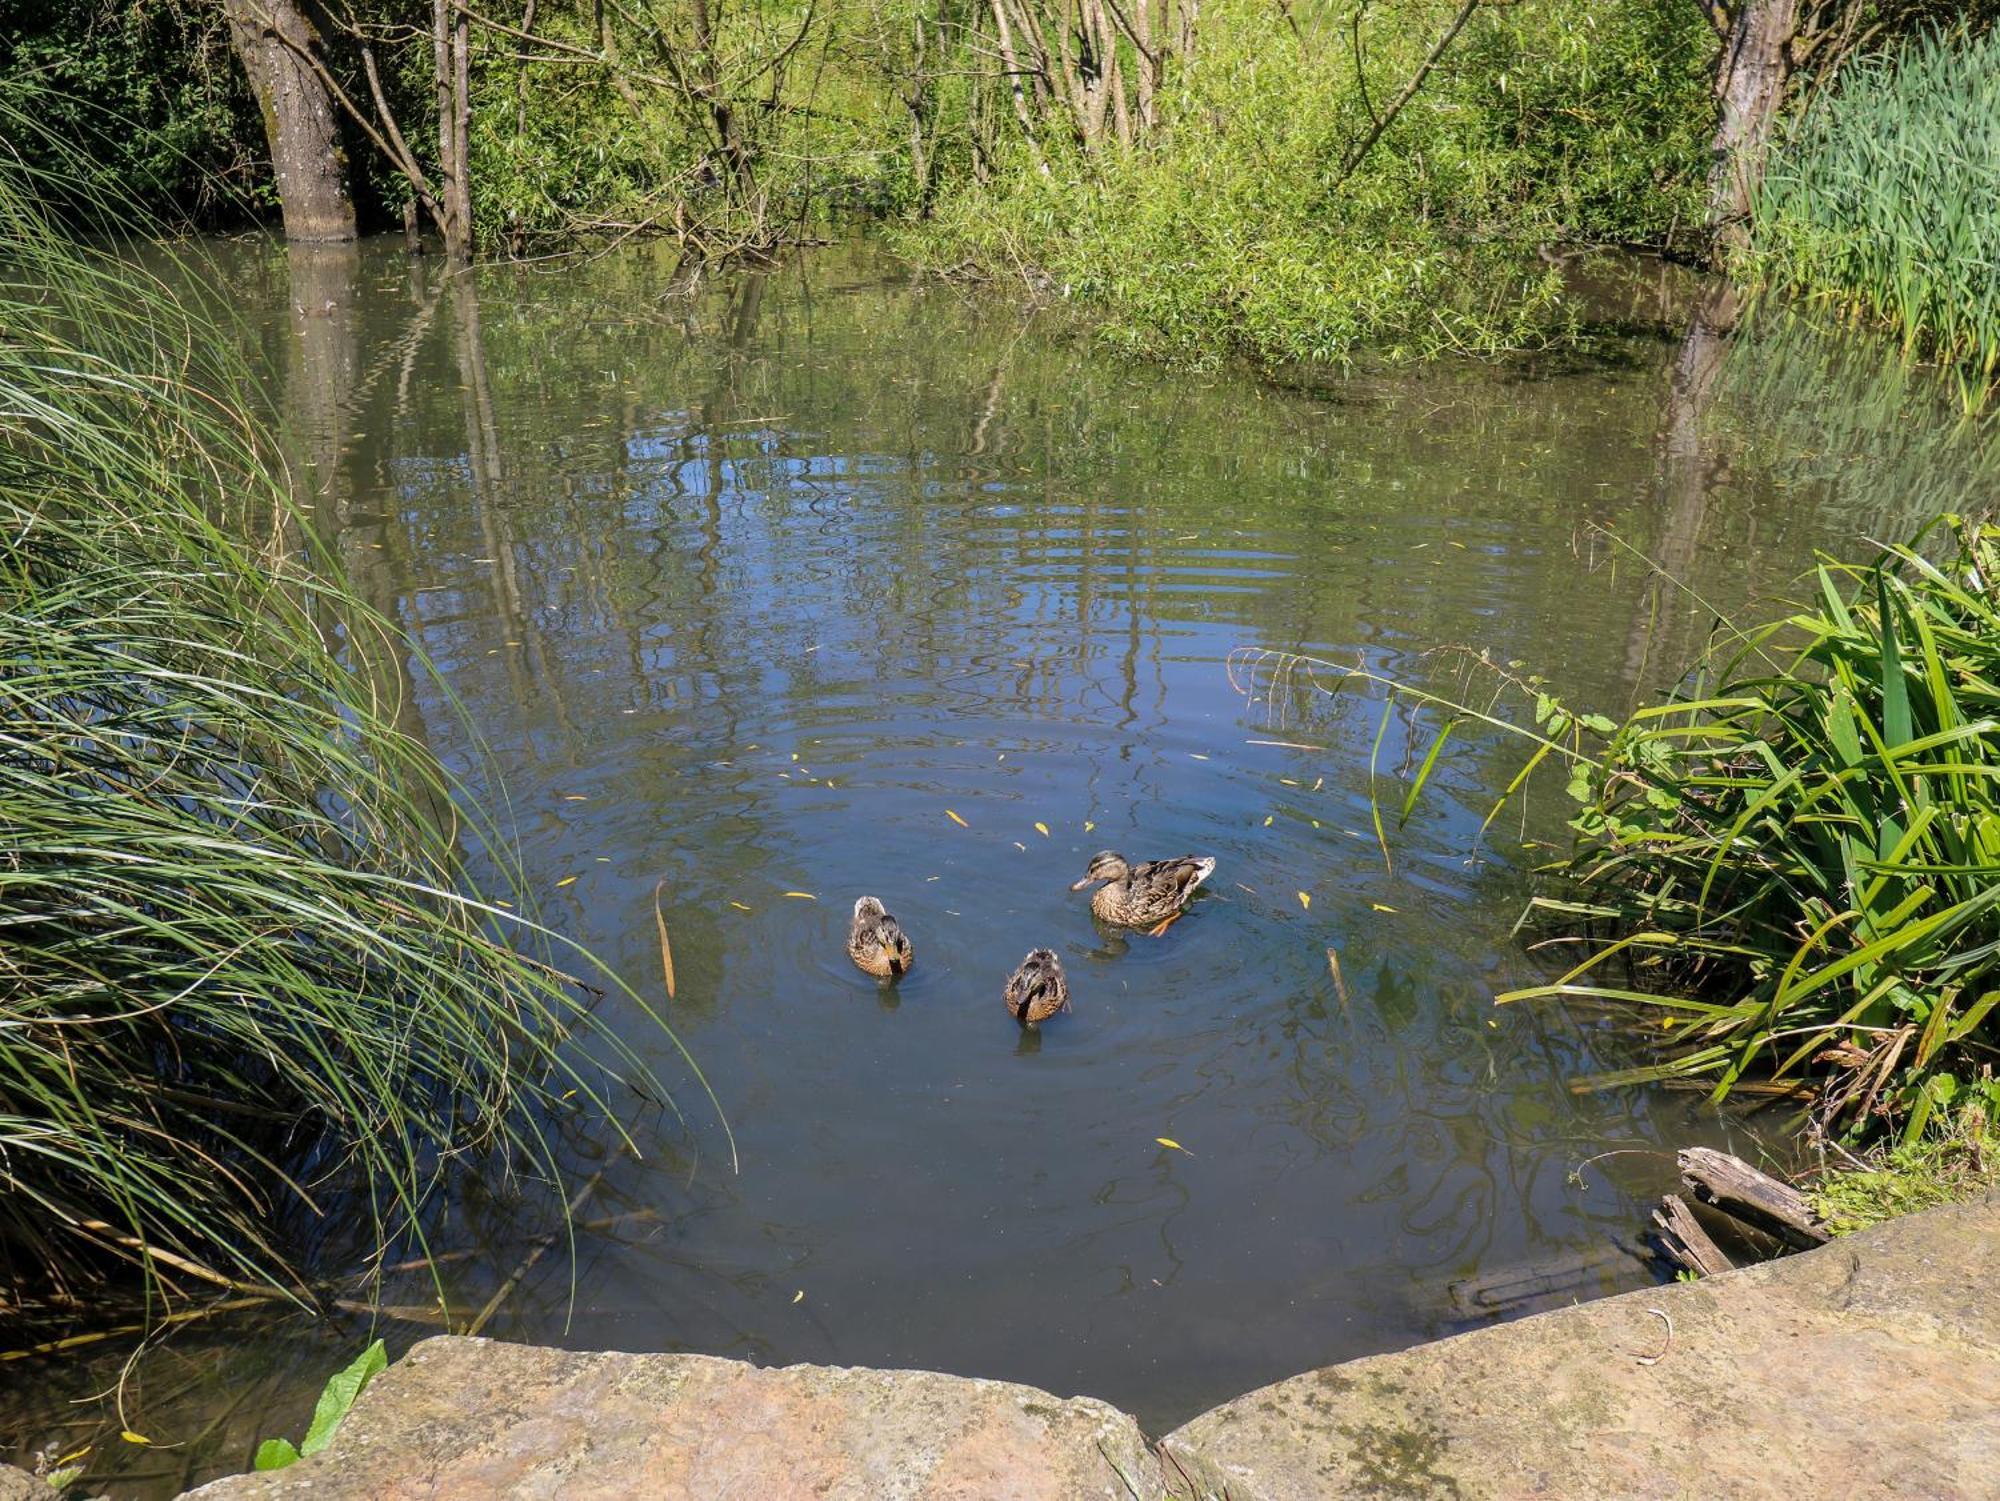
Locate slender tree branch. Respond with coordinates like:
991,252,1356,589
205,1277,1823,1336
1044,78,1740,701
1334,0,1480,185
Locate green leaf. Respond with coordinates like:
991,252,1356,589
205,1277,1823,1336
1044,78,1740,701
253,1439,300,1472
1877,572,1913,748
300,1341,388,1458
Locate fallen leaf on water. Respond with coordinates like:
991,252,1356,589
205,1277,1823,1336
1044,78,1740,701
562,794,589,802
1189,753,1209,761
791,753,799,762
1280,777,1300,787
1156,1137,1193,1154
1297,891,1312,910
792,1290,805,1304
1083,820,1096,832
561,1088,577,1100
945,809,968,828
555,875,579,889
1326,947,1349,1005
1034,822,1050,837
121,1432,151,1447
1263,815,1274,827
1013,841,1027,851
729,900,753,912
653,883,677,1000
1312,777,1324,792
997,752,1006,761
1372,902,1398,913
783,891,817,900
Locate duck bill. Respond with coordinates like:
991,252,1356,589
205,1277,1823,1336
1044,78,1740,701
1068,876,1095,891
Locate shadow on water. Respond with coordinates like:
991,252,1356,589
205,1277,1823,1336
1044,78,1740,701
4,236,1995,1495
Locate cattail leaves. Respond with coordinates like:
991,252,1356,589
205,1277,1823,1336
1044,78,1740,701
1753,29,2000,413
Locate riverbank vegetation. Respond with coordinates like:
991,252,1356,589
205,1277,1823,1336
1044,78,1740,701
0,151,697,1313
1751,24,2000,411
6,3,1992,380
1240,516,2000,1147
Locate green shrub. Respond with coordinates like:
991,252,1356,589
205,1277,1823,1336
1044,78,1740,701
903,0,1712,370
1753,26,2000,410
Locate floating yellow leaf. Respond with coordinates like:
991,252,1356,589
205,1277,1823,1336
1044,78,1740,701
791,753,799,762
1263,816,1273,827
555,875,579,889
1034,822,1050,837
1083,820,1096,833
1297,891,1311,910
561,1088,577,1100
729,900,753,912
792,1290,804,1304
783,891,817,900
653,882,677,1000
1372,903,1397,913
945,809,968,828
1156,1137,1191,1154
562,794,589,802
121,1432,151,1447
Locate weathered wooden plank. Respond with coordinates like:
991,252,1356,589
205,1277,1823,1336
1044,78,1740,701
1652,1192,1736,1278
1679,1147,1829,1250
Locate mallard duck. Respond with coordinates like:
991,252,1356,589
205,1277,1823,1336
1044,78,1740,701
847,895,913,979
1069,850,1216,934
1004,947,1070,1025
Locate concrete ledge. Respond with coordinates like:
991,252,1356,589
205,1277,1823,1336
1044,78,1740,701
1161,1188,2000,1499
182,1190,1999,1499
185,1341,1160,1501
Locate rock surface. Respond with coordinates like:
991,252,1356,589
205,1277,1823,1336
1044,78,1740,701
0,1467,60,1501
178,1190,2000,1500
185,1340,1161,1501
1160,1187,2000,1500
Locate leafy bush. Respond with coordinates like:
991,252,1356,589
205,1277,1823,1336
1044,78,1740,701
0,143,708,1303
904,0,1713,370
1753,25,2000,410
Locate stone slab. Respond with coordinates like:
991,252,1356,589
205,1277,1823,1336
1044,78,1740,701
186,1338,1161,1501
1160,1188,2000,1500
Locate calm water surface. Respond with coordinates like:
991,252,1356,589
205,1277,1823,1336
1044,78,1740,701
6,238,1992,1491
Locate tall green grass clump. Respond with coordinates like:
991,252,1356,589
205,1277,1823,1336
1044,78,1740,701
1242,519,2000,1141
1753,26,2000,410
0,148,701,1307
1513,518,2000,1138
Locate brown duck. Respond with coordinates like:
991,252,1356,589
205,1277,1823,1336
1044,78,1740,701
847,895,914,979
1003,948,1071,1025
1069,850,1216,935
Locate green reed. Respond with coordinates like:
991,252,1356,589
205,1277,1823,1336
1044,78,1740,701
0,139,718,1307
1753,27,2000,412
1239,518,2000,1140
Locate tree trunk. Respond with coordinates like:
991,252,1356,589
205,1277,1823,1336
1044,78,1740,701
432,0,474,259
1707,0,1797,255
223,0,356,242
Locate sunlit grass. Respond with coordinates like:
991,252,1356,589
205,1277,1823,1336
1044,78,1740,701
0,126,717,1309
1235,518,2000,1140
1753,26,2000,412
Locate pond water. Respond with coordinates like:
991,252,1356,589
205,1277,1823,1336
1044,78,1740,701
5,237,1992,1493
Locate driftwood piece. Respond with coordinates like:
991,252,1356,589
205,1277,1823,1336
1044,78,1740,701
1679,1147,1830,1251
1651,1193,1736,1278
